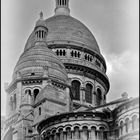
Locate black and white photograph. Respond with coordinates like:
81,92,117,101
1,0,139,140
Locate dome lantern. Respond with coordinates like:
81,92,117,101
55,0,70,16
34,11,48,45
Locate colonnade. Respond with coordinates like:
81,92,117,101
42,127,106,140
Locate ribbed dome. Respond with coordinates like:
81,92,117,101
24,15,100,53
13,44,68,82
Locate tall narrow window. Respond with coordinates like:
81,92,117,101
34,89,39,100
13,94,16,110
85,84,93,103
125,118,129,133
39,107,41,115
71,80,81,100
96,88,102,106
120,121,123,135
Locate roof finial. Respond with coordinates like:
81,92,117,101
40,11,43,19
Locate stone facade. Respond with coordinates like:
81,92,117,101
2,0,139,140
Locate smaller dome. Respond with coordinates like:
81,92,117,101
13,44,68,83
35,12,47,29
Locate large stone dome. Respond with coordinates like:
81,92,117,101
13,44,68,83
24,15,100,54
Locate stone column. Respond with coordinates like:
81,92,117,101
80,130,84,140
66,129,71,140
96,131,100,140
17,81,22,110
63,132,67,140
81,87,85,104
122,125,126,136
90,128,96,139
56,133,60,140
74,127,80,139
82,130,88,140
60,130,63,140
66,46,71,58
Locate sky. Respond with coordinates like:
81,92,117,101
1,0,139,116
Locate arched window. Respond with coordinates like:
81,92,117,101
120,121,123,135
25,89,32,104
34,89,39,100
66,127,71,139
99,127,105,140
85,83,93,103
71,51,74,57
71,80,81,100
132,115,139,130
60,50,62,56
125,118,129,133
85,54,87,60
83,126,89,139
63,50,66,56
13,94,16,110
96,88,102,106
10,96,13,111
74,127,80,139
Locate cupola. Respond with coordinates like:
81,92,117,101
55,0,70,15
34,12,48,45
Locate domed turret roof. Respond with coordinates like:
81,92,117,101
13,44,68,83
24,15,100,54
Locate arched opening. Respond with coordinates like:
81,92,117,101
66,127,71,139
132,115,139,130
99,127,105,140
25,89,32,104
71,80,81,100
34,89,39,100
74,126,80,139
71,51,74,57
96,88,102,106
120,121,124,135
85,83,93,103
125,118,129,133
9,96,13,111
82,126,89,139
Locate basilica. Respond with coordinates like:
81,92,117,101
2,0,139,140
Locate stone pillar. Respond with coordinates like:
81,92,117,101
66,46,71,58
74,127,80,139
82,129,88,140
67,129,71,140
17,81,22,110
100,131,104,140
63,132,67,140
56,133,60,140
60,130,63,140
90,128,96,139
80,130,84,140
122,125,125,136
81,87,85,104
66,87,70,112
96,131,100,140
